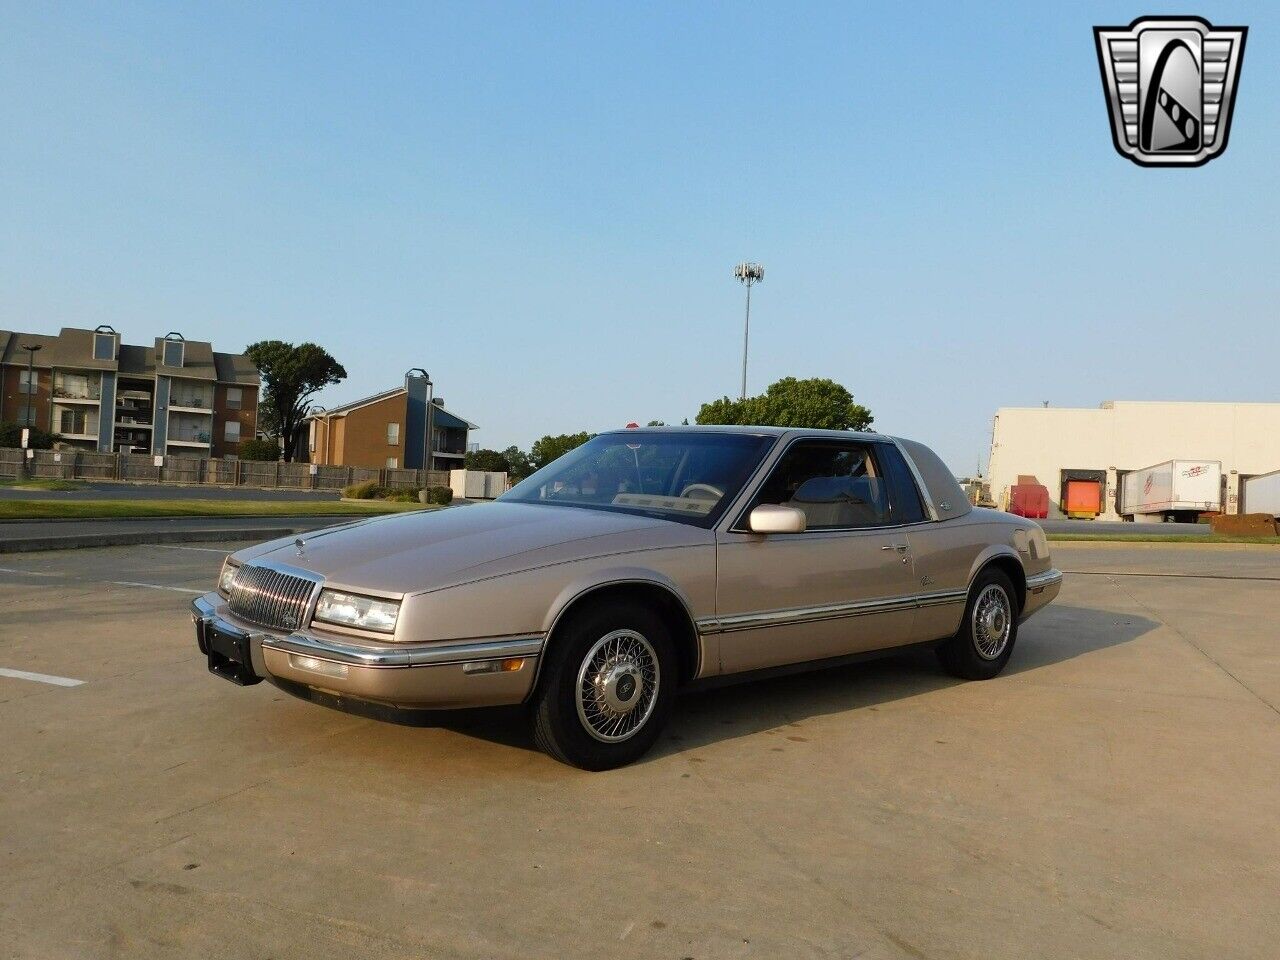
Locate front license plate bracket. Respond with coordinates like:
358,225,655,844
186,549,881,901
205,625,263,686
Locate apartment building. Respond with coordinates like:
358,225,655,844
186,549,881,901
305,372,476,471
0,326,259,458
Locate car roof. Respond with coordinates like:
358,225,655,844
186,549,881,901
597,425,890,443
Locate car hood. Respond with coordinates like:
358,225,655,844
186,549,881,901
234,501,708,595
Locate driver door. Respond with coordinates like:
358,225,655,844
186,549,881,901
714,439,919,674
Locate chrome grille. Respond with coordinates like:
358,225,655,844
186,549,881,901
227,564,318,632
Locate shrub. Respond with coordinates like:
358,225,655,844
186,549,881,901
422,485,453,505
342,479,382,500
238,438,281,462
0,422,60,449
342,481,429,503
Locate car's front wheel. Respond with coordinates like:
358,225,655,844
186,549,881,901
531,600,675,770
937,568,1019,680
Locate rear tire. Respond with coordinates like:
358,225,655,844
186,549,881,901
937,569,1019,680
532,600,675,770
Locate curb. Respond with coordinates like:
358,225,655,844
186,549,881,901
0,513,375,525
0,526,307,554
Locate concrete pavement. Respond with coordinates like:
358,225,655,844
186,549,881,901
1,541,1278,957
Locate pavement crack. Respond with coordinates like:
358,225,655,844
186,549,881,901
155,779,270,823
1105,575,1280,720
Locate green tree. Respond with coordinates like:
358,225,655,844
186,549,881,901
464,448,510,472
530,431,594,469
0,422,59,449
244,341,347,463
695,377,873,432
502,445,534,481
237,437,281,462
646,420,666,427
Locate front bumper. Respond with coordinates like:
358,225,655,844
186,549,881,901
1021,568,1063,621
191,593,543,710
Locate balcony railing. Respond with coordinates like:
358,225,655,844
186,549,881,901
169,430,212,444
170,396,212,410
53,388,101,401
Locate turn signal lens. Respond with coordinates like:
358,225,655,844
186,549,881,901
288,654,349,679
463,657,526,675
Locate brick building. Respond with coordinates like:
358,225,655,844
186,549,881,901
305,373,476,471
0,326,259,458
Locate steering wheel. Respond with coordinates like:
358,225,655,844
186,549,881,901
679,483,724,501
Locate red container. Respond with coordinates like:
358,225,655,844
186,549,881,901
1009,483,1049,519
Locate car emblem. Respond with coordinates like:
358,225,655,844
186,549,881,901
295,537,306,558
1094,16,1246,167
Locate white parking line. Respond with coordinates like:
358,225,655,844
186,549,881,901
0,567,204,594
154,545,231,554
109,581,204,594
0,667,85,687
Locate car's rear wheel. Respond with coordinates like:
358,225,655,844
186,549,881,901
937,569,1019,680
531,600,675,770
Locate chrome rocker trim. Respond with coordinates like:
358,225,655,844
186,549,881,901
698,588,968,636
697,569,1064,636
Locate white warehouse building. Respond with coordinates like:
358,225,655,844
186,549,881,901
987,401,1280,520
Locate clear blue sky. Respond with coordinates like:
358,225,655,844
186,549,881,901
3,2,1277,473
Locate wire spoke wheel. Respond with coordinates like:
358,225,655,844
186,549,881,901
575,629,660,743
972,584,1012,660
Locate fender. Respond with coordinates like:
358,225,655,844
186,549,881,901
542,564,700,636
535,565,707,687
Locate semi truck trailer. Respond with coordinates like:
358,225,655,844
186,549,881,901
1120,459,1221,522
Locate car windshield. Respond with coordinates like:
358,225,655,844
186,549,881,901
501,431,776,527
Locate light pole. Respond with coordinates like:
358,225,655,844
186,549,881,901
22,344,42,429
734,262,764,400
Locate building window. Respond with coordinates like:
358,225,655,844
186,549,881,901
387,422,400,445
225,387,242,410
386,457,399,469
19,370,37,394
224,421,241,443
93,332,116,361
59,408,97,436
163,339,184,367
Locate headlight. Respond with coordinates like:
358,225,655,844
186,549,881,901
313,589,400,634
218,558,240,597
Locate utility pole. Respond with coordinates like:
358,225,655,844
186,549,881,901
733,262,764,400
22,344,43,428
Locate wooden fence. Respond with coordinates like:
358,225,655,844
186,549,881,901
0,447,449,491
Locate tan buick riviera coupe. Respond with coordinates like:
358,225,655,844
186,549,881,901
193,428,1061,769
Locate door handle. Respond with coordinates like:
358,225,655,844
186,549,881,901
881,543,909,553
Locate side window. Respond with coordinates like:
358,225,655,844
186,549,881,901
878,443,928,524
749,441,891,529
387,422,400,445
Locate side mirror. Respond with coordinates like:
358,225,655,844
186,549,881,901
748,504,807,534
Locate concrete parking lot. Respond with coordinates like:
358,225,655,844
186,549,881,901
2,541,1278,959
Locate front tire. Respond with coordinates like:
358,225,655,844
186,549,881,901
532,600,675,770
937,569,1019,680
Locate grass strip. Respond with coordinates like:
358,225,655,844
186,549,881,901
0,499,430,520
